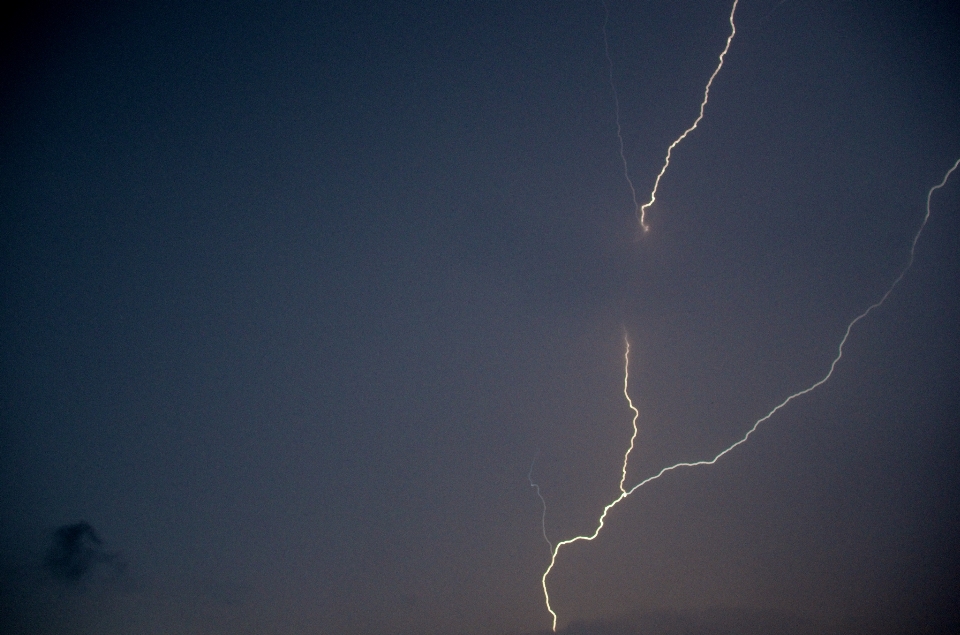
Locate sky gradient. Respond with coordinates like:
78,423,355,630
3,1,960,634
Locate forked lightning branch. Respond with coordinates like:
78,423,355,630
531,0,960,630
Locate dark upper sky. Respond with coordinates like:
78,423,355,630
2,1,959,633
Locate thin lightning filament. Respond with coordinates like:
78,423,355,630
602,1,642,235
528,449,553,553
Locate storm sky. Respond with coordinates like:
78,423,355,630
2,1,959,634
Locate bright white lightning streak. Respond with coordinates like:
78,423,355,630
538,157,960,631
636,0,739,233
618,331,640,494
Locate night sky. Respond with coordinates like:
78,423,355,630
2,1,960,634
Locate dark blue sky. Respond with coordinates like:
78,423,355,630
2,1,959,633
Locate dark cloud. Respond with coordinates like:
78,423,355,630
43,522,123,584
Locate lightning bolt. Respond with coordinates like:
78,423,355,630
618,329,640,494
537,159,960,631
528,449,553,554
602,1,642,237
634,0,739,233
537,330,642,631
